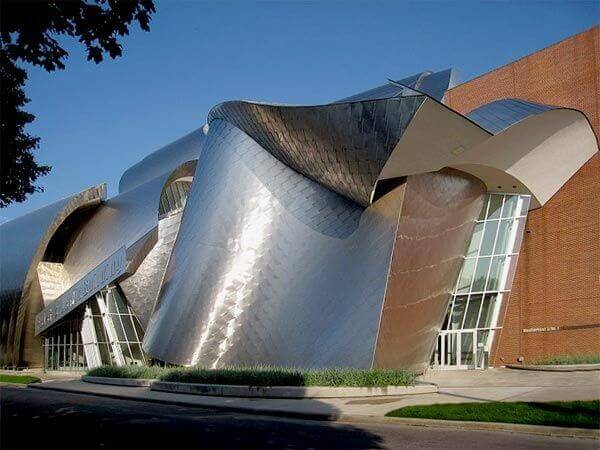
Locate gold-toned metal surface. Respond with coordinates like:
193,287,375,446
373,169,486,372
0,184,106,366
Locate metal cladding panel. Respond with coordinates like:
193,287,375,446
143,120,404,368
118,126,205,194
417,69,460,102
467,99,554,135
61,175,170,287
119,211,184,328
0,185,105,365
208,96,425,206
373,169,486,372
334,72,425,103
334,69,459,103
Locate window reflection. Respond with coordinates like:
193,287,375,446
43,285,146,370
439,194,530,356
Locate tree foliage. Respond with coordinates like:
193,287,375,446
0,0,155,208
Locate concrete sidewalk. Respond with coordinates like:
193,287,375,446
29,368,600,420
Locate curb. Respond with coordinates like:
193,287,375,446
29,382,334,421
150,380,437,398
337,416,600,439
506,364,600,372
81,376,437,398
28,382,599,439
82,375,155,387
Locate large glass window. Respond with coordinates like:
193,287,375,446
43,312,86,371
43,284,146,370
159,179,192,218
438,193,530,357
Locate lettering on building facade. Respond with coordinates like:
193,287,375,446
35,246,127,335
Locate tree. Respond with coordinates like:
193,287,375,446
0,0,155,208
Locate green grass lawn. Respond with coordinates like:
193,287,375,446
87,365,417,387
386,400,600,429
0,374,41,384
532,354,600,365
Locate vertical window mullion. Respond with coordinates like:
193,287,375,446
460,293,471,330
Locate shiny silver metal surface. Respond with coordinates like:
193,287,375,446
118,126,205,193
335,69,457,103
208,96,425,206
3,67,597,372
467,99,554,134
119,211,185,328
1,129,200,366
143,120,404,368
61,174,169,285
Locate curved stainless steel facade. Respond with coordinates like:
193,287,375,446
1,67,596,371
119,126,206,193
208,96,425,206
0,185,106,365
143,120,403,368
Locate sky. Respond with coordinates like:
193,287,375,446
1,0,598,223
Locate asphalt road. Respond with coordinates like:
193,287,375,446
0,386,596,450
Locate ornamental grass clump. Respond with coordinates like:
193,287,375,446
532,354,600,365
160,367,303,386
87,365,169,379
87,365,417,387
159,366,416,387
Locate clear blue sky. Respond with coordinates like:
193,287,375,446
2,0,598,222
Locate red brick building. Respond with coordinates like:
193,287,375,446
445,26,599,365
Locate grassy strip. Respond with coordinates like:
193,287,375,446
386,400,600,429
532,354,600,365
0,374,41,384
86,365,169,380
87,365,416,387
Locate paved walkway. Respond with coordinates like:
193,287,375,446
29,368,600,419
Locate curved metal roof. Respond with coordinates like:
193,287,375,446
118,126,206,193
208,95,426,206
467,98,555,134
334,68,458,103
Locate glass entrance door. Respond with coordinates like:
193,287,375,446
432,330,478,369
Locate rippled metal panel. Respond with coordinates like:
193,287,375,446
208,96,425,206
0,185,106,366
373,169,486,372
119,211,185,328
467,99,554,134
143,120,404,368
118,126,205,193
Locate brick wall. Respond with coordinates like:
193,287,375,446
445,26,600,364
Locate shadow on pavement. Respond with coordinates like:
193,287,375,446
1,386,385,449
